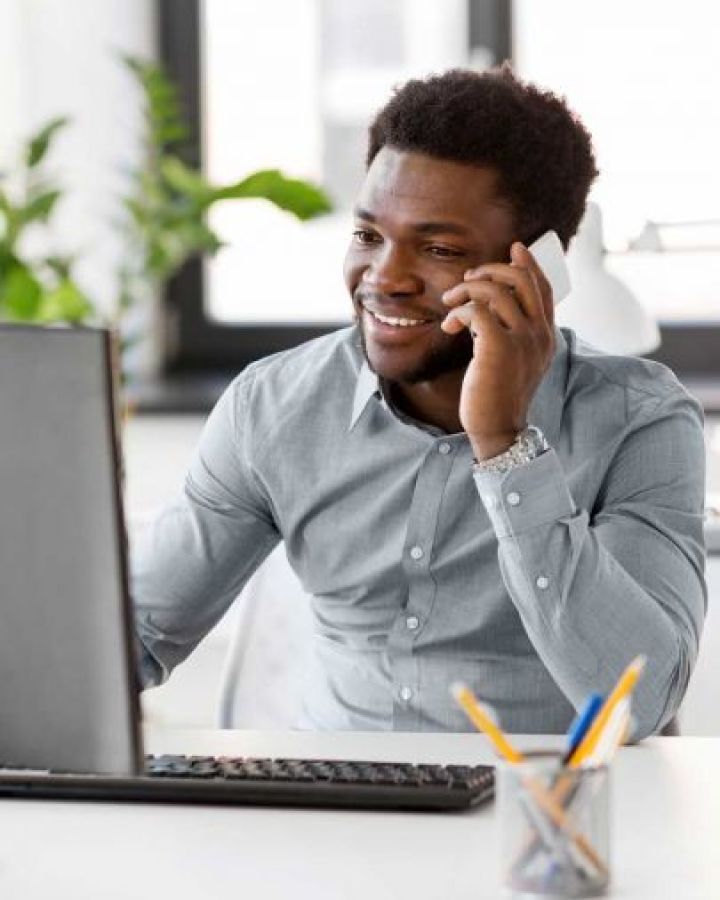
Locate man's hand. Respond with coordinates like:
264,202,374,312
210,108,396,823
440,242,556,461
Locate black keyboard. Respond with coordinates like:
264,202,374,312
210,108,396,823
0,755,495,812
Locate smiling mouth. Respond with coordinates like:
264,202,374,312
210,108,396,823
367,309,434,328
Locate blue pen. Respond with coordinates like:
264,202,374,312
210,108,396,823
563,693,603,764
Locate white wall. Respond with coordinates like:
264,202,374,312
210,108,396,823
0,0,156,317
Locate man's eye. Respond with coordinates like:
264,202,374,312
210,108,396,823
427,245,465,259
352,229,379,245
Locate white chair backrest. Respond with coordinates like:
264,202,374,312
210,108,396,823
217,544,314,729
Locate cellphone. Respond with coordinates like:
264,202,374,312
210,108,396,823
527,230,571,305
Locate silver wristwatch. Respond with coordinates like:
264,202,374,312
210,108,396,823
472,426,549,475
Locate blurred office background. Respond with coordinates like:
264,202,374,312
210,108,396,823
2,0,719,732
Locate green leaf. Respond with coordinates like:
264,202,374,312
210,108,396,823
143,220,223,280
44,255,74,280
0,265,43,320
0,249,21,278
0,191,20,249
0,188,11,219
25,117,70,168
37,279,94,323
207,169,333,220
116,53,333,317
174,221,223,255
160,156,213,202
122,54,187,152
20,189,62,225
118,287,136,312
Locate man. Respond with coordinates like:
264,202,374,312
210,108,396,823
134,67,706,736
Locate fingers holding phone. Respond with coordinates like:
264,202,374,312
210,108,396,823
441,232,568,335
442,235,565,459
441,244,548,337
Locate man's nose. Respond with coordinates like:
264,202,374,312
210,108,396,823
362,245,421,295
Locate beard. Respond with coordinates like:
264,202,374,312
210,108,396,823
357,316,474,384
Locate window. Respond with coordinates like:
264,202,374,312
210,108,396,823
202,0,486,328
158,0,718,401
157,0,510,380
514,0,720,374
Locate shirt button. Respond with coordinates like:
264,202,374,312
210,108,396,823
409,545,424,560
536,575,550,590
507,491,521,506
399,686,413,702
406,615,420,631
438,442,452,455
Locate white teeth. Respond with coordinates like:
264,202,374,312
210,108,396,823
371,310,429,327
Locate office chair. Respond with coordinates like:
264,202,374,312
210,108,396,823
217,545,314,729
660,718,679,736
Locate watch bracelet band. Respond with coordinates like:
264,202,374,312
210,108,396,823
471,426,549,476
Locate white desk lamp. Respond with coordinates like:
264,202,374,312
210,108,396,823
557,202,661,356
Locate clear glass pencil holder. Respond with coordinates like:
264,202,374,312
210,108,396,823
497,752,610,898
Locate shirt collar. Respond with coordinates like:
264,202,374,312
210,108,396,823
349,360,381,430
348,326,569,440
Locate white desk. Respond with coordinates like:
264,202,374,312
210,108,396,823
0,729,717,899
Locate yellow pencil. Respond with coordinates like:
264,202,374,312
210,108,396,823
568,655,646,768
450,682,524,763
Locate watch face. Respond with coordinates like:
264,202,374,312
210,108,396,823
523,427,547,453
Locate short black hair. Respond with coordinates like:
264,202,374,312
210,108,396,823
367,65,598,248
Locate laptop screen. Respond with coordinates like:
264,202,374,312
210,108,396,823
0,325,142,774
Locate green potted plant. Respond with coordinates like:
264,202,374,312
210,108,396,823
0,117,95,325
1,57,333,382
118,56,333,376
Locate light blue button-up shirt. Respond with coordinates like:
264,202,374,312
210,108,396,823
133,326,706,736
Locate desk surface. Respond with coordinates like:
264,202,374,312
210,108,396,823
0,729,717,900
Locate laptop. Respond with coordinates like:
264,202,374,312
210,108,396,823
0,324,493,811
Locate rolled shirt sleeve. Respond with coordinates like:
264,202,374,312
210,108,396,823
473,391,706,738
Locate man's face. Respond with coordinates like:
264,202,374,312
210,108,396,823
344,148,517,384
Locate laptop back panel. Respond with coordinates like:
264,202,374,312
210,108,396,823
0,325,142,774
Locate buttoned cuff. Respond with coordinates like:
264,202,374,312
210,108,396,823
473,448,575,538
